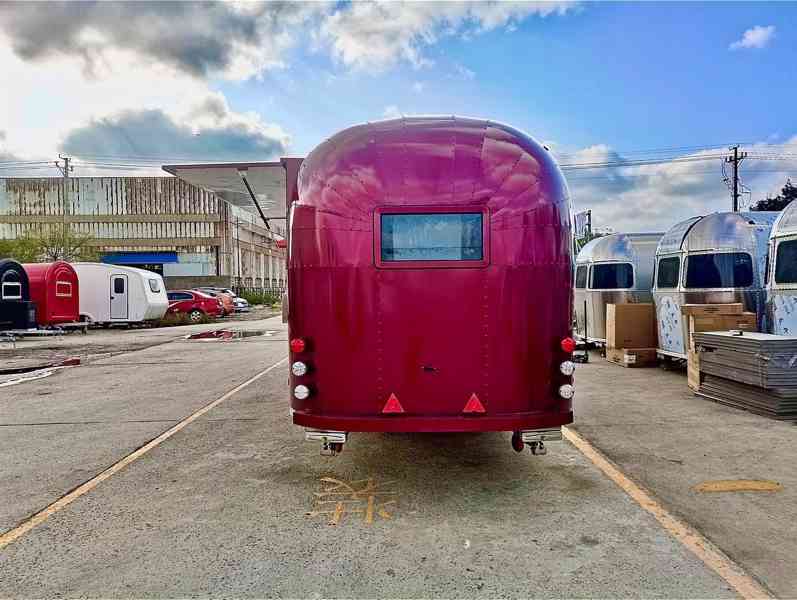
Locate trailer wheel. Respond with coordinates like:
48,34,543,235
188,309,204,323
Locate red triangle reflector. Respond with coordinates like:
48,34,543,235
382,393,404,414
462,393,486,414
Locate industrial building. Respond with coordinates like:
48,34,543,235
0,171,289,291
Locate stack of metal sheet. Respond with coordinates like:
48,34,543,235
693,332,797,420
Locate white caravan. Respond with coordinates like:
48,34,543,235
73,263,168,324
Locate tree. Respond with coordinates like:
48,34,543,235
0,228,99,263
751,179,797,211
0,236,42,262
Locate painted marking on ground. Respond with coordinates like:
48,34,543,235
563,426,773,599
307,477,397,526
0,356,288,551
694,479,782,493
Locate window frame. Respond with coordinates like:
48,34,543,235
683,250,755,290
55,281,73,298
575,265,588,289
655,255,681,290
773,238,797,288
588,261,635,291
148,279,161,293
1,281,22,300
373,205,490,269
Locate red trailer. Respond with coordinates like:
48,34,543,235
288,117,575,455
22,261,80,327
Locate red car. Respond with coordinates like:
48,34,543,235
166,290,222,322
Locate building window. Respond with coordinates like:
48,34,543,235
685,252,753,288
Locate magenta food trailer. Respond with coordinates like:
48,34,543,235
164,117,576,456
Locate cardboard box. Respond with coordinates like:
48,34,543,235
606,303,657,350
681,303,743,317
687,312,758,351
606,347,658,368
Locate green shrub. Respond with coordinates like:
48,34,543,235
238,290,280,306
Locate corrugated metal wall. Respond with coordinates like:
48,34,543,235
0,177,219,216
0,177,284,284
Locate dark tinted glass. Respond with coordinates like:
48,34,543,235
575,266,588,289
113,278,125,294
381,213,483,261
591,263,633,289
685,253,753,288
775,240,797,284
656,256,680,288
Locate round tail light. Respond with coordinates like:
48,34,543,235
561,337,576,353
294,384,310,400
290,338,306,353
559,384,575,399
291,361,308,376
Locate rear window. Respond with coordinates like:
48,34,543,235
656,256,680,288
575,265,588,289
590,263,633,289
55,281,73,297
775,240,797,284
685,252,753,288
1,282,22,300
380,213,483,262
148,279,161,293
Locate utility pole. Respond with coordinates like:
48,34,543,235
725,146,747,212
55,154,73,259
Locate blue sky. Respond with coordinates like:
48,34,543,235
1,1,796,230
219,2,797,155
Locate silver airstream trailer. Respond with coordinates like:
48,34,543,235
653,211,778,359
574,232,663,344
766,202,797,335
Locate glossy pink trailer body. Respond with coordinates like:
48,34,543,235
289,117,574,433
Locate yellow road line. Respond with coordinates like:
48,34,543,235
563,426,773,600
0,357,288,551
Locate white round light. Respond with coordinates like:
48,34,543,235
291,361,307,376
560,361,575,376
294,385,310,400
559,384,575,400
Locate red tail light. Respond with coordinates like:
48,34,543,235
561,337,576,353
290,338,306,353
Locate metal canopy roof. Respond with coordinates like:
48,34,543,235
162,162,287,220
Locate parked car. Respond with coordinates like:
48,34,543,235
232,296,250,312
166,290,222,322
195,288,235,316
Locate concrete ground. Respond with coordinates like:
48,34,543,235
0,321,786,597
0,306,278,372
573,353,797,599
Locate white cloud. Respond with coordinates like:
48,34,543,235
412,81,426,93
319,1,577,71
453,63,476,80
729,25,775,50
383,105,402,119
0,2,328,81
563,139,797,232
